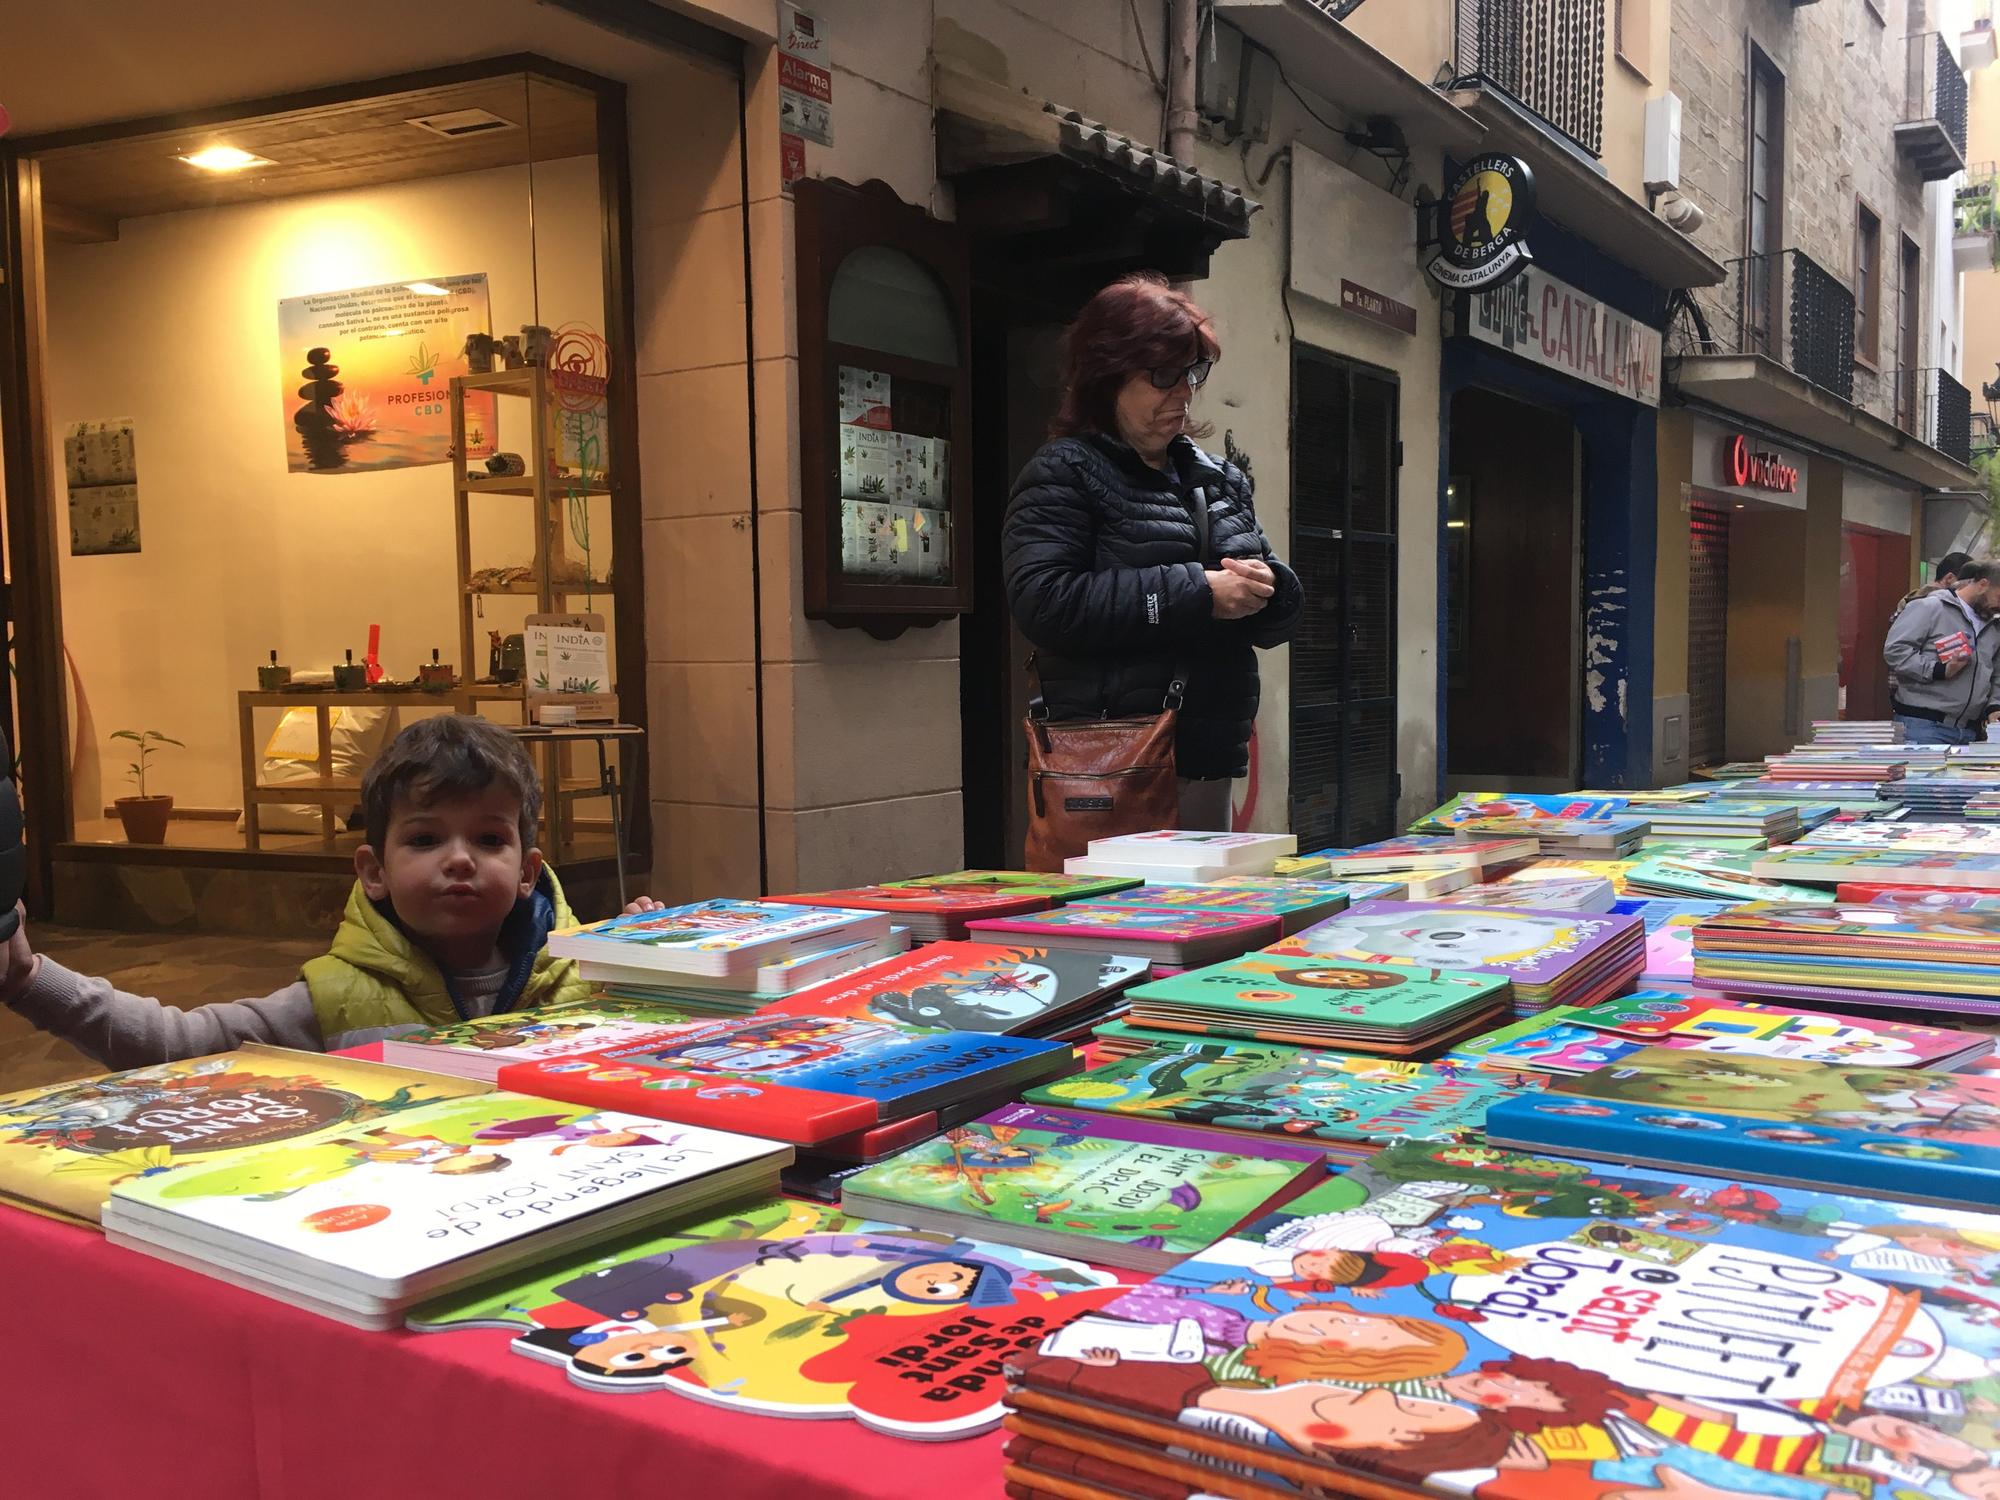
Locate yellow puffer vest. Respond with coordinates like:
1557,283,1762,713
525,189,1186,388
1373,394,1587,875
302,869,596,1046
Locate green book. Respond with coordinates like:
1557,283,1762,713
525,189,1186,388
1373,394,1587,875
1445,1005,1590,1061
839,1102,1321,1271
1126,951,1507,1047
1023,1041,1533,1147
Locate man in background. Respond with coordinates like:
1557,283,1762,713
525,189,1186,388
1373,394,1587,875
1892,550,1975,620
1885,559,2000,745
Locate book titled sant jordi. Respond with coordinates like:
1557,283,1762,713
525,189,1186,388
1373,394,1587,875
99,1092,790,1327
840,1102,1321,1271
524,612,616,723
0,1044,487,1225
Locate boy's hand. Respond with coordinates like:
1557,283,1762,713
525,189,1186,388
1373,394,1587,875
0,903,38,1005
622,896,665,916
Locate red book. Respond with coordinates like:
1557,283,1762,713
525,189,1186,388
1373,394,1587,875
776,885,1056,941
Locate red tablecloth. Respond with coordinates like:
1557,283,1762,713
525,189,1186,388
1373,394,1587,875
3,1207,1010,1498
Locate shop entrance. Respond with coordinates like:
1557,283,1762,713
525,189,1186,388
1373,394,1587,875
1443,387,1581,790
1840,524,1912,721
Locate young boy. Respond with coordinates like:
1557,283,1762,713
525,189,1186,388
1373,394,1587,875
0,715,656,1067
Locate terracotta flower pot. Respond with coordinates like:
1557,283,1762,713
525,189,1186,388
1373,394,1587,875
114,795,173,845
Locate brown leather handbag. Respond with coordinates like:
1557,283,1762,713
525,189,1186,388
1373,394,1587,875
1019,486,1208,872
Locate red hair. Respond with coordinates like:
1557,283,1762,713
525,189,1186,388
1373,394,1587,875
1050,273,1221,441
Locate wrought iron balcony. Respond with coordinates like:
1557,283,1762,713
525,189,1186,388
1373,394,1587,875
1898,32,1969,181
1677,249,1855,402
1895,367,1974,463
1452,0,1606,158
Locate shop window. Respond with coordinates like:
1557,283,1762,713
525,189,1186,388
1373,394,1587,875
797,178,972,632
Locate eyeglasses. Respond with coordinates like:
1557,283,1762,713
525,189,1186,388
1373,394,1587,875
1147,359,1212,390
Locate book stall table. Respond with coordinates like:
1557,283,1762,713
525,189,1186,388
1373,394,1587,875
2,1203,1012,1499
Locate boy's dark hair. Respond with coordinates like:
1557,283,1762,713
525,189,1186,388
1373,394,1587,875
361,716,541,851
1939,550,1976,581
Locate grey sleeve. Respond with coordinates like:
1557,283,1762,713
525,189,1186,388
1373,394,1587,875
5,958,324,1071
1883,597,1945,684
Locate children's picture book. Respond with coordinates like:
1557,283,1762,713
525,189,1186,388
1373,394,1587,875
777,885,1057,942
1315,833,1538,872
1406,791,1631,832
1801,822,2000,854
578,928,913,1010
1857,886,2000,913
1004,1142,2000,1500
1428,875,1617,913
407,1195,1129,1440
1752,848,2000,890
1454,814,1650,850
102,1093,790,1315
1624,847,1834,903
757,943,1150,1036
1021,1042,1538,1149
379,1002,698,1082
1071,882,1348,936
964,907,1279,967
1123,951,1507,1050
840,1103,1321,1271
893,870,1146,899
1268,901,1643,1012
1564,990,1994,1069
0,1044,486,1224
1081,832,1297,872
498,1014,1080,1145
548,900,894,977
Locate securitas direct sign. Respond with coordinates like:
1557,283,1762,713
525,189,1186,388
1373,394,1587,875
1461,265,1663,407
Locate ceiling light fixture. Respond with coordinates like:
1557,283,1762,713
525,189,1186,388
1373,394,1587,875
177,145,273,173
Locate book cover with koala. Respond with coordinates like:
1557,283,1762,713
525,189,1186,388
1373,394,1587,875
0,1044,486,1224
102,1093,788,1304
1005,1142,2000,1500
406,1196,1130,1440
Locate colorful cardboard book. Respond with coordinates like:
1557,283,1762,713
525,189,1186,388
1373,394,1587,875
1563,990,1993,1069
964,907,1279,967
547,900,893,976
1004,1143,2000,1499
575,928,912,1005
1122,952,1508,1052
0,1044,486,1224
893,870,1147,899
1269,901,1644,1013
406,1196,1129,1438
840,1103,1322,1271
379,1001,699,1082
1071,882,1348,935
1022,1041,1538,1149
756,943,1149,1036
1624,846,1835,903
1453,815,1649,854
497,1014,1080,1146
101,1093,789,1323
1854,885,2000,911
1406,791,1631,833
1800,823,2000,854
1751,848,2000,890
1081,832,1298,874
777,885,1058,942
1690,901,2000,1007
1487,1048,2000,1208
1428,874,1617,912
1313,833,1538,872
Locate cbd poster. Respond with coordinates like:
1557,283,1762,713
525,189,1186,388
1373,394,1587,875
277,274,497,474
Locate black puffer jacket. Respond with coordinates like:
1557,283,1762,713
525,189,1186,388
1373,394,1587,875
1002,431,1303,779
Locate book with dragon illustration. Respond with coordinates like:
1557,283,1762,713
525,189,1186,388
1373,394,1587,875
0,1044,486,1224
1004,1141,2000,1500
839,1103,1322,1271
757,943,1149,1036
405,1195,1131,1440
1021,1041,1538,1150
101,1093,790,1318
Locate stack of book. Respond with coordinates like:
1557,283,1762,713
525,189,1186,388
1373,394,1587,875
893,869,1146,899
1066,880,1350,936
1023,1040,1535,1163
776,884,1059,942
964,905,1278,969
1426,872,1617,912
750,942,1151,1040
99,1089,791,1327
1002,1148,2000,1500
1967,789,2000,819
1633,800,1801,842
1116,951,1510,1055
1807,718,1901,745
1269,899,1645,1014
1307,834,1534,899
381,1000,698,1080
1269,855,1333,878
1061,830,1298,883
497,1012,1082,1155
1622,845,1833,902
1760,753,1906,783
1454,814,1648,858
1406,791,1629,833
1798,821,2000,855
1750,846,2000,889
1879,774,2000,816
549,899,900,1012
1483,1047,2000,1209
838,1102,1321,1272
1691,900,2000,1014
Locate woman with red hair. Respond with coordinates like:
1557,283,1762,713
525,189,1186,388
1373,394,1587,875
1002,274,1301,830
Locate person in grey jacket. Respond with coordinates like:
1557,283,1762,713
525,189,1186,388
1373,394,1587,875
1884,559,2000,744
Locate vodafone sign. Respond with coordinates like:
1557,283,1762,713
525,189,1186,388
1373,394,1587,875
1727,434,1799,492
1693,416,1807,508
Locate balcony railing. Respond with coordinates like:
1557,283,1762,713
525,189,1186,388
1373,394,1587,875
1896,367,1974,463
1899,32,1970,181
1684,249,1856,401
1452,0,1606,158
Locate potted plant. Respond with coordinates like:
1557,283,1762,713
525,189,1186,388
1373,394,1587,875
111,729,183,844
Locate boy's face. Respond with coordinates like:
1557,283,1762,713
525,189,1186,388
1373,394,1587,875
355,784,540,952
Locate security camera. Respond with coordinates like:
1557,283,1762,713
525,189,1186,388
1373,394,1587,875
1658,192,1705,234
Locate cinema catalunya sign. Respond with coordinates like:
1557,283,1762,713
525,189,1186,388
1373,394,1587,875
1464,265,1662,407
